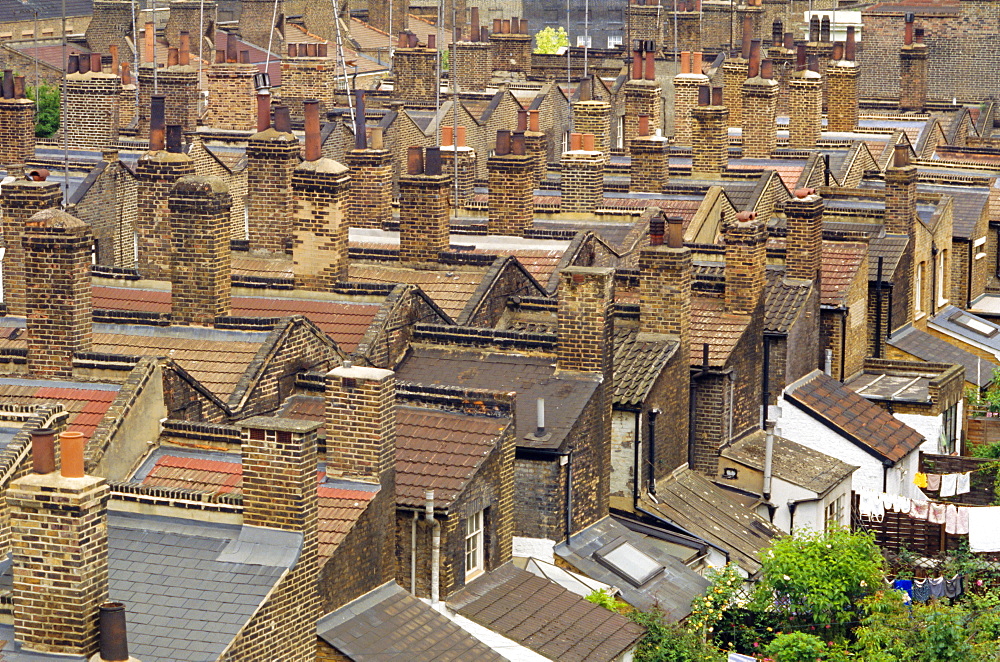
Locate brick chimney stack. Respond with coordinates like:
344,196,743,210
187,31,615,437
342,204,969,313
205,33,259,131
489,17,532,74
741,41,779,158
573,99,613,163
523,109,548,188
488,129,535,236
629,114,669,192
168,176,232,326
722,15,754,127
626,0,666,52
292,100,352,289
398,146,452,263
347,132,393,231
166,0,217,58
623,45,663,149
369,0,408,36
691,85,729,177
639,215,691,346
451,9,493,91
1,175,62,316
724,212,767,316
561,133,604,212
0,70,35,166
136,96,196,279
137,43,198,136
64,54,122,150
787,44,823,149
239,417,320,657
899,15,928,112
671,51,708,147
885,143,917,235
325,364,397,484
281,42,338,123
393,33,438,105
784,188,824,286
827,27,859,131
9,431,109,656
441,125,476,208
247,103,300,255
24,210,93,378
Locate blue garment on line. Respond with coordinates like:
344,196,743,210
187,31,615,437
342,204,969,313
893,579,913,598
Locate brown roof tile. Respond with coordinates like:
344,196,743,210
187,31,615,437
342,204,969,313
0,380,118,438
689,295,752,367
349,264,485,319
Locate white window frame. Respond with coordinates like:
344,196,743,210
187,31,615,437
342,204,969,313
915,261,925,318
937,249,949,308
576,35,592,48
607,35,623,50
464,510,484,580
825,494,845,531
974,236,987,260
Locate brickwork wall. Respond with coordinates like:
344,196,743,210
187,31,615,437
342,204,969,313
442,147,476,208
560,151,604,212
119,85,137,130
247,129,300,254
226,423,319,661
671,74,706,147
168,176,232,326
691,372,728,475
205,64,257,131
741,77,778,158
899,45,928,112
68,157,123,266
137,65,199,136
398,173,451,263
487,154,534,236
639,243,691,343
64,73,121,150
489,33,532,73
524,131,548,187
24,210,93,378
885,165,917,235
646,353,690,479
826,63,858,132
725,218,767,316
368,0,408,36
784,193,823,282
292,159,351,289
239,0,283,56
325,366,395,482
782,285,821,387
165,0,217,58
135,151,195,279
113,158,138,267
346,149,392,228
572,101,612,162
84,0,134,56
188,138,248,240
451,42,492,91
691,105,729,178
0,100,35,166
629,137,668,192
8,474,108,656
626,4,665,50
280,59,338,122
393,49,437,105
513,456,565,539
722,60,748,127
0,180,61,316
787,71,822,149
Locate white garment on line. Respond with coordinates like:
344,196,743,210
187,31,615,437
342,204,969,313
956,472,971,496
968,507,1000,553
940,473,958,498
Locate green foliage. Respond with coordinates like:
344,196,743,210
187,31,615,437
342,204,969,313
757,526,886,638
25,83,59,138
585,588,629,613
628,609,725,662
439,48,449,70
688,563,744,637
764,631,848,662
965,367,1000,414
533,26,568,54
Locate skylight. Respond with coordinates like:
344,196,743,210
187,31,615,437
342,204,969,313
593,539,664,587
950,311,998,338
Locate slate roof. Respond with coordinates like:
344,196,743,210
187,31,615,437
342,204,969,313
554,517,710,619
642,468,781,574
612,329,678,407
0,378,118,438
764,274,813,334
318,582,504,661
92,285,379,352
919,183,989,239
888,324,999,387
689,295,752,367
784,369,925,463
395,405,510,509
448,564,645,662
0,510,299,662
722,430,857,496
395,346,601,451
930,305,1000,354
869,234,909,282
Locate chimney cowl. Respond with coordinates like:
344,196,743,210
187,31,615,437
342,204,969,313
735,211,757,222
793,187,817,199
98,602,130,662
30,428,56,475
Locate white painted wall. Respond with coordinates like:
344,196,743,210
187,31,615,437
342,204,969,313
896,411,944,455
611,410,637,499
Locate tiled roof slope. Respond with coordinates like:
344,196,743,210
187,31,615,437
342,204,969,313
888,324,999,387
448,564,645,662
396,406,510,509
318,582,505,661
764,274,813,334
349,264,483,320
820,241,868,306
689,295,751,367
643,468,781,574
0,378,118,438
869,234,909,282
784,370,925,462
612,329,678,406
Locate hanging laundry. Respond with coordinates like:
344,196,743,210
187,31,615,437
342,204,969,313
880,493,895,511
894,494,911,514
910,500,929,521
892,579,913,599
940,473,958,498
969,507,1000,552
945,504,960,534
928,502,947,524
912,579,931,602
928,577,946,599
859,491,884,520
956,507,970,535
956,472,971,496
944,575,963,599
926,474,941,491
913,472,928,488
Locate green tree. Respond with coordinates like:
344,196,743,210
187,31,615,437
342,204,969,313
765,631,848,662
26,83,60,138
533,26,569,54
